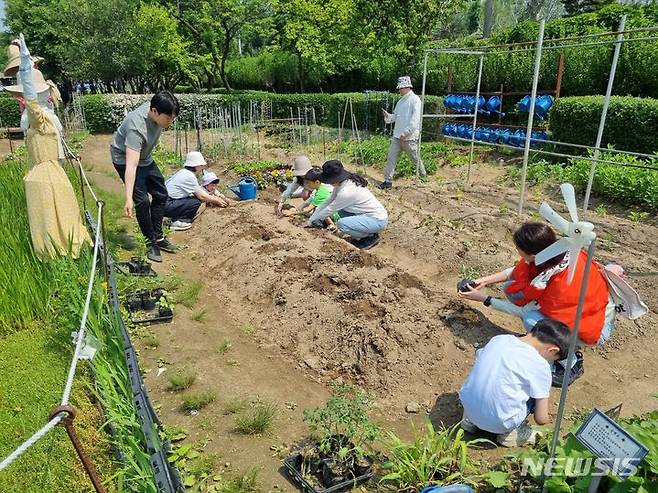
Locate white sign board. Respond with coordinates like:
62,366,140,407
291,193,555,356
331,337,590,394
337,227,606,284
575,409,649,479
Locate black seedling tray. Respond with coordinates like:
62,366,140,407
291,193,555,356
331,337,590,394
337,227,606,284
117,257,157,277
283,453,373,493
124,288,173,324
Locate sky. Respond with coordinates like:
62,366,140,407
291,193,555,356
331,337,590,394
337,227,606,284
0,1,5,31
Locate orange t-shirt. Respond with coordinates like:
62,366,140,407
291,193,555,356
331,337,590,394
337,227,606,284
511,251,610,345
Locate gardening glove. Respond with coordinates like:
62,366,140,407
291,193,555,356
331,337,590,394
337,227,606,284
18,34,37,101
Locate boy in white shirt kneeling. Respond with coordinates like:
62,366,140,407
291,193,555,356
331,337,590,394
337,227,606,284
164,152,228,231
459,318,570,447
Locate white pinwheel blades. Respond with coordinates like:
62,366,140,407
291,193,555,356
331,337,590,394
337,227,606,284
535,183,597,285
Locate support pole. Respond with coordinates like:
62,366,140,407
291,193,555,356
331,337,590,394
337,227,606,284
547,241,597,472
518,19,545,215
418,50,429,185
583,15,626,212
467,55,484,184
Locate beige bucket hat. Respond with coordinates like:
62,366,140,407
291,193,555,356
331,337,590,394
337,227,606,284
4,68,50,95
4,43,44,78
291,155,313,176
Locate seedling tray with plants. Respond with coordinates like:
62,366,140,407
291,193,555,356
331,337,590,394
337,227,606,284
117,257,157,277
283,443,373,493
124,288,173,324
282,384,378,493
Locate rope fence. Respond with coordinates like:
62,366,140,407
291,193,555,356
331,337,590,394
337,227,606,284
0,145,183,492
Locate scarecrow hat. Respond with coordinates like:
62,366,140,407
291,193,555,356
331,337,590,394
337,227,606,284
4,68,50,95
4,42,43,78
183,151,207,168
396,76,413,90
292,155,313,176
319,160,351,184
201,171,220,187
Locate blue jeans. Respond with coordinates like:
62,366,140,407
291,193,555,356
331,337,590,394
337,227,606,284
336,211,387,239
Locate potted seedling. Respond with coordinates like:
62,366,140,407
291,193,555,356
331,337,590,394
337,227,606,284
283,384,379,493
124,288,174,324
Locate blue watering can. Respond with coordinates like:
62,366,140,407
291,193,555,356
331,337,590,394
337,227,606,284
498,128,512,144
518,95,531,113
420,485,474,493
229,176,257,201
535,95,553,116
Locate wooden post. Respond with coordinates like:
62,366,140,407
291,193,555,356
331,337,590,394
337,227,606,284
555,53,565,99
498,84,504,125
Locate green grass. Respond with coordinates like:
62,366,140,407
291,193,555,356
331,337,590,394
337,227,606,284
217,338,232,354
222,398,248,415
142,331,160,348
240,324,256,335
217,469,259,493
235,401,277,435
191,308,208,322
167,370,197,392
181,391,216,412
0,328,115,492
176,280,204,308
0,156,161,491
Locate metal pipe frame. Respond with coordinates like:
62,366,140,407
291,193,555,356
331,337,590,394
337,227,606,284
467,55,485,184
584,15,627,212
518,19,545,215
441,134,658,171
418,50,429,184
546,241,597,487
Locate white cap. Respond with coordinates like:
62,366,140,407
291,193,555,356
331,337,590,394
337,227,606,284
396,76,413,90
183,151,207,168
201,171,220,187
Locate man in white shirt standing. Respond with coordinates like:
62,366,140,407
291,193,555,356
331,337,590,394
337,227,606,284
164,151,228,231
379,75,426,189
459,318,571,447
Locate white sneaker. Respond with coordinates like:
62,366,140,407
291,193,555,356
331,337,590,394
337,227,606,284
170,220,192,231
497,422,543,447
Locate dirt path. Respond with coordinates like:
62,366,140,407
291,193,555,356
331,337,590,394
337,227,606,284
78,134,658,491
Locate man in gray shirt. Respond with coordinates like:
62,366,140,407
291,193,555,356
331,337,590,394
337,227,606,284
110,91,179,262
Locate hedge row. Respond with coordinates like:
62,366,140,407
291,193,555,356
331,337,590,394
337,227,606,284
0,95,22,128
549,96,658,155
224,4,658,98
78,92,443,135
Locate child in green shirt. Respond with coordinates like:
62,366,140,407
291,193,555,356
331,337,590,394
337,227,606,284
299,167,339,228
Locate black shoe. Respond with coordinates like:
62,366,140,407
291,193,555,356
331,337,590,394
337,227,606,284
147,245,162,263
552,351,584,388
354,234,380,250
156,238,177,253
378,181,392,190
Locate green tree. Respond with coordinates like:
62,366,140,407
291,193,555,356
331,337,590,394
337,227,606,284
165,0,271,91
129,3,195,90
358,0,463,72
272,0,370,92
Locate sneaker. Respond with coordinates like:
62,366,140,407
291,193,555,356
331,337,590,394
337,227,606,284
552,351,584,388
147,245,162,263
378,181,392,190
170,220,193,231
460,414,478,433
354,234,380,250
497,422,543,448
156,238,178,253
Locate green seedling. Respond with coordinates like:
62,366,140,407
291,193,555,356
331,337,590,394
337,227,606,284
235,401,277,435
181,391,216,412
167,370,196,392
217,338,232,354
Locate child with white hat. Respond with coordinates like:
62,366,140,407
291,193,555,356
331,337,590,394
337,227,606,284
164,151,228,231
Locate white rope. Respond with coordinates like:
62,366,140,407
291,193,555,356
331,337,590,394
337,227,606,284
62,139,100,203
0,415,63,472
60,202,104,406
